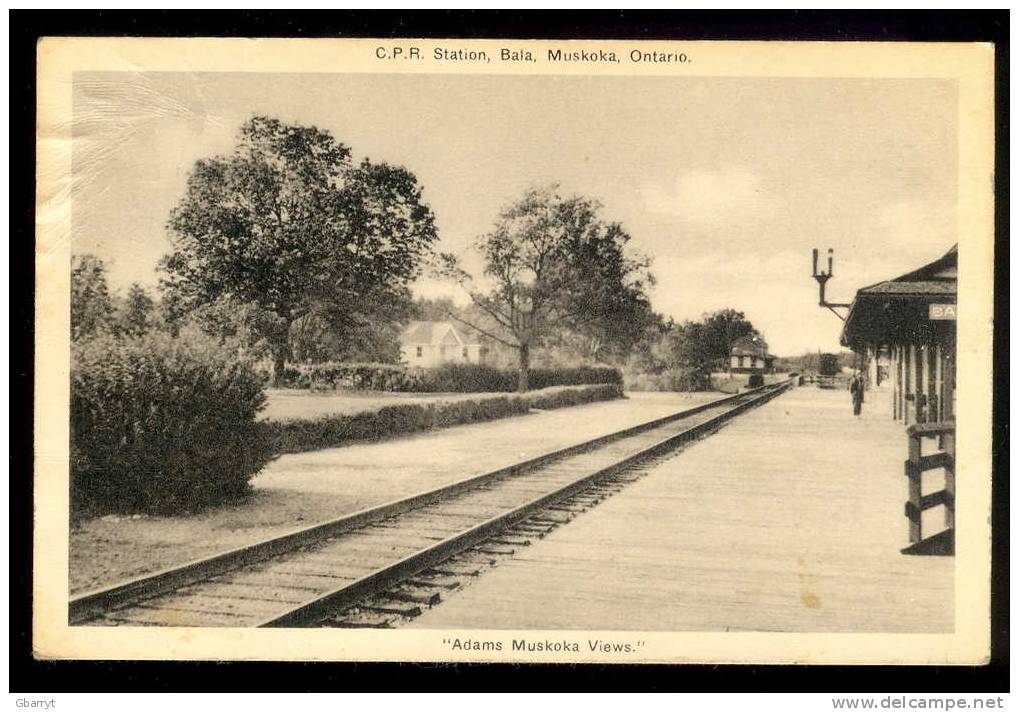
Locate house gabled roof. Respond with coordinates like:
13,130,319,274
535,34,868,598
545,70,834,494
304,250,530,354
730,334,770,356
401,321,484,347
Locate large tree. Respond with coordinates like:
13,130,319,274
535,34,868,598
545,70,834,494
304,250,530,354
160,116,437,385
542,280,658,364
440,185,654,391
289,285,413,363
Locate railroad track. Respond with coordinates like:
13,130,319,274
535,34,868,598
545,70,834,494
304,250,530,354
71,380,793,628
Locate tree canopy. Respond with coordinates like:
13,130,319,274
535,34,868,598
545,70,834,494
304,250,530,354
439,184,655,391
160,116,437,384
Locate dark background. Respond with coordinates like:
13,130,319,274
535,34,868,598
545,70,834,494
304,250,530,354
10,9,1009,693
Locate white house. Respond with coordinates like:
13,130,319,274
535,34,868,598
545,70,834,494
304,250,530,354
400,321,489,367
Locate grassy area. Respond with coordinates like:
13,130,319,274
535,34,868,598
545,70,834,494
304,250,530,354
265,384,623,454
260,389,489,421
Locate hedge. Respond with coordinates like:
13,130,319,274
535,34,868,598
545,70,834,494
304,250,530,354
266,362,422,391
418,362,510,392
623,367,712,392
265,383,624,454
265,361,622,393
71,331,275,516
527,366,623,391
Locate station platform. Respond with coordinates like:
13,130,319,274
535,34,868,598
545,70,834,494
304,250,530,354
409,385,954,633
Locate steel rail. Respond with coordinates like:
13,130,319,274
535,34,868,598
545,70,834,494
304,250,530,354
258,380,792,627
70,380,791,625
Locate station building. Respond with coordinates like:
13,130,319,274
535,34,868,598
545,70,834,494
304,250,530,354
840,245,957,554
840,245,957,426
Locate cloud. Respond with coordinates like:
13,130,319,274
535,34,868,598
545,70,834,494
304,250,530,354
639,167,778,229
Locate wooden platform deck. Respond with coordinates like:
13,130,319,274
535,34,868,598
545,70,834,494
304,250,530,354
409,385,954,633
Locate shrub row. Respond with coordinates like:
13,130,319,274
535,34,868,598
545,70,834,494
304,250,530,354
272,362,423,391
265,383,624,454
267,361,623,393
71,331,275,517
414,363,623,393
526,366,623,391
623,367,712,392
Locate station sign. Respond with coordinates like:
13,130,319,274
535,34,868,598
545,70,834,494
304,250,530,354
928,304,957,320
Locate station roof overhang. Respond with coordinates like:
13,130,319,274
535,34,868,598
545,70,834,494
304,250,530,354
840,246,958,350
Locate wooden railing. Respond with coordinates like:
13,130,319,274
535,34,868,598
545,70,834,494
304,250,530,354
902,421,955,555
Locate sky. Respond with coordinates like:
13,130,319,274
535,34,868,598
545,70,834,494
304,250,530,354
71,72,958,356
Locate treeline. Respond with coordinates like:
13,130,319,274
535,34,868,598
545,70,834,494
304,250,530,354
611,308,760,392
71,256,163,341
72,253,762,395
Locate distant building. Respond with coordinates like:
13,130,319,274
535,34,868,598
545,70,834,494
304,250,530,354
399,321,489,367
841,245,957,425
729,335,776,374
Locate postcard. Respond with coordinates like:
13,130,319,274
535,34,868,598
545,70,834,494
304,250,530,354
34,36,995,664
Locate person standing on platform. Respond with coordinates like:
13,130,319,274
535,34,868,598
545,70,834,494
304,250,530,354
849,371,865,417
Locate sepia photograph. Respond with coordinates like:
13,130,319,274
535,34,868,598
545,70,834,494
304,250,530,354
31,35,996,666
